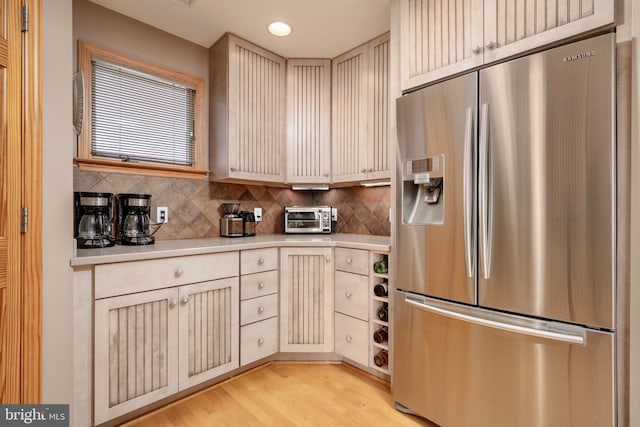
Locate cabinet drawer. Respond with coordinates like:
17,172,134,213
334,313,368,367
240,317,278,366
240,270,278,301
241,248,278,275
334,248,368,275
240,293,278,326
95,252,239,299
334,271,368,321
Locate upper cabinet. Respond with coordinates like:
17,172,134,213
286,59,332,184
332,33,391,183
400,0,615,91
209,34,286,183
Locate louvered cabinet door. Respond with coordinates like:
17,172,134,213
94,288,179,425
227,35,286,183
484,0,614,64
332,44,369,183
178,278,239,390
367,33,391,181
399,0,484,91
280,248,334,352
286,59,331,184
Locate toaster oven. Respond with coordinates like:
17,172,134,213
284,206,332,234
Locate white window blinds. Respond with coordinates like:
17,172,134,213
91,59,196,166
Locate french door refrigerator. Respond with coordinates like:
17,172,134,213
393,33,615,427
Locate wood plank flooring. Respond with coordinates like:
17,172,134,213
123,362,437,427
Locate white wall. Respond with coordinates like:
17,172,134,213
41,0,74,410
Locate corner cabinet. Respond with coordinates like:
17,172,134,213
400,0,615,91
209,33,286,183
332,33,390,183
286,59,332,184
280,247,334,352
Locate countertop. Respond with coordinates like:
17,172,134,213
71,233,391,267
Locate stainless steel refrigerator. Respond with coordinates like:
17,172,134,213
393,33,616,427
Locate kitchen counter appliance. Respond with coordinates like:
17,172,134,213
74,191,115,248
117,193,155,245
220,202,243,237
239,211,256,236
284,206,332,234
394,34,616,427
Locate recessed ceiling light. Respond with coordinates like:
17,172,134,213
268,21,292,37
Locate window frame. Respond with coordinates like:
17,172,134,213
76,40,206,179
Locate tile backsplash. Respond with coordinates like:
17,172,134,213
73,169,391,239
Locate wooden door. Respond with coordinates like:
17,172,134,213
177,278,239,390
280,248,333,352
331,44,368,183
483,0,614,64
94,288,180,424
367,33,391,181
399,0,484,91
286,59,331,184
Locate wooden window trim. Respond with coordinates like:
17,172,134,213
76,41,207,179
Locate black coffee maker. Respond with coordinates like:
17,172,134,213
117,193,155,245
74,191,115,248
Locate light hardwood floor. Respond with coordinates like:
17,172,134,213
123,362,437,427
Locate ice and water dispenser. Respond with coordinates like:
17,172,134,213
402,154,445,225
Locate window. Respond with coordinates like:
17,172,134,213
76,41,206,178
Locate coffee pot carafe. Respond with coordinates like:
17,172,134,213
117,193,155,245
74,192,115,248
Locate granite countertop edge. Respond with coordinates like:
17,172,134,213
71,233,391,267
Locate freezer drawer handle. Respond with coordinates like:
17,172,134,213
405,295,585,346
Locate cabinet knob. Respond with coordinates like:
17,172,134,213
258,307,265,314
346,257,352,265
324,172,329,177
360,168,367,173
181,296,189,305
174,267,184,278
258,282,265,289
325,255,331,262
169,299,178,309
346,335,353,343
258,257,265,265
472,45,482,54
258,337,264,346
345,291,352,299
368,168,373,173
485,40,495,50
230,166,237,172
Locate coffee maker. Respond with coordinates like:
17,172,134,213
117,193,155,245
74,191,115,248
220,202,244,237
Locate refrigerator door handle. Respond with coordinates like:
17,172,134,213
463,107,475,278
404,294,586,345
479,103,492,279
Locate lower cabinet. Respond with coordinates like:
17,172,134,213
334,312,369,366
240,317,279,366
280,247,334,352
94,278,239,424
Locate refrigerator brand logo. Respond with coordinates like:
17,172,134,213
562,50,596,63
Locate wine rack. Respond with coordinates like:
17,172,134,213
369,251,390,375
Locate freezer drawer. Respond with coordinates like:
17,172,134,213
393,291,614,427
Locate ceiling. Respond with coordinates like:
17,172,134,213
88,0,391,58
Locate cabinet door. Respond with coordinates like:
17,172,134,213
94,288,179,425
367,33,391,181
399,0,484,91
280,248,334,352
178,278,239,390
332,44,368,183
228,35,286,182
286,59,331,183
483,0,614,64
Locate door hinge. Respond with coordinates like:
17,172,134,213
21,207,28,233
21,5,28,32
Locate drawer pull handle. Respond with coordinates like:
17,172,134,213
345,291,352,299
258,337,264,346
181,296,189,305
258,307,265,314
258,282,265,289
174,267,184,278
258,257,265,265
346,257,352,265
169,299,178,309
346,335,353,343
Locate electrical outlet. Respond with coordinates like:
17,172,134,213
254,207,262,222
157,207,168,224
